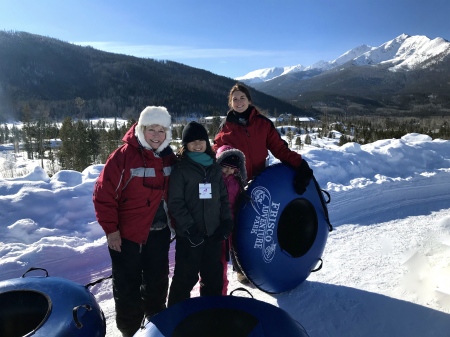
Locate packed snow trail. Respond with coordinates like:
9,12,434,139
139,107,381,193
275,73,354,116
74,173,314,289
93,170,450,337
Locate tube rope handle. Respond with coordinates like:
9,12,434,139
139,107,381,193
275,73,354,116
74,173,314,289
85,274,112,289
21,267,49,278
229,287,254,298
310,258,323,273
312,176,333,232
72,304,92,328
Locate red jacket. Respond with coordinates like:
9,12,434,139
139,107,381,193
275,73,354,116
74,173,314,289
93,124,176,244
213,107,302,181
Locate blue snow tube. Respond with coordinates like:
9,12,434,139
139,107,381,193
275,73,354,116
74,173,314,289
234,163,332,293
0,268,106,337
133,291,309,337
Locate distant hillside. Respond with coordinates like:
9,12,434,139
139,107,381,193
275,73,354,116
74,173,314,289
0,31,309,122
239,34,450,116
254,60,450,116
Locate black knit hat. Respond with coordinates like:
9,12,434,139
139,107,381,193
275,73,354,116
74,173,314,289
182,121,209,146
220,154,240,169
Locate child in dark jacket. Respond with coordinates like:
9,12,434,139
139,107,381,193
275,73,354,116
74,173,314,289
167,121,234,307
216,145,247,294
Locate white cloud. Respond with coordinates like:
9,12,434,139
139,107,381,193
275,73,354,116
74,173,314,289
72,41,295,60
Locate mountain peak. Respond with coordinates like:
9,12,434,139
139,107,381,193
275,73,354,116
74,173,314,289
235,64,306,84
352,34,450,70
236,34,450,83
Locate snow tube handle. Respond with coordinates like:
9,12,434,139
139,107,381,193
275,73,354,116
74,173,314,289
229,287,254,298
312,176,333,232
85,274,112,289
72,304,92,328
310,259,323,273
21,267,49,278
321,189,331,204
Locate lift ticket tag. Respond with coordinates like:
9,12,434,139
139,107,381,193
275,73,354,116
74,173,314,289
199,183,212,199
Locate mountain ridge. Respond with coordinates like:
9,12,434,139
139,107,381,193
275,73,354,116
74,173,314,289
0,31,309,122
236,34,450,116
236,34,450,82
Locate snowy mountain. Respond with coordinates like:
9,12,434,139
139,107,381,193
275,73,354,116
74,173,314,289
236,34,450,84
352,34,450,71
236,65,306,84
238,34,450,116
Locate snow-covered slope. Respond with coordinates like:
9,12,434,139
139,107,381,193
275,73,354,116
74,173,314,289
353,34,450,70
236,34,450,83
1,133,450,337
305,44,375,71
235,65,306,84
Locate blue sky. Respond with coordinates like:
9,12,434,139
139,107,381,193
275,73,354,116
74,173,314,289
1,0,450,78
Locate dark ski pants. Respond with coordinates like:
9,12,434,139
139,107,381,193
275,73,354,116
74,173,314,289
167,236,223,307
110,226,171,337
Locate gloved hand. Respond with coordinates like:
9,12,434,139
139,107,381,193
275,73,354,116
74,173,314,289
185,226,204,247
294,159,313,195
211,226,231,242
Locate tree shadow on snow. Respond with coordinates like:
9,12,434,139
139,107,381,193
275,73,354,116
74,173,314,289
328,174,450,227
275,281,450,337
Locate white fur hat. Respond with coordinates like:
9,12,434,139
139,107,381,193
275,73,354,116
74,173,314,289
135,106,172,153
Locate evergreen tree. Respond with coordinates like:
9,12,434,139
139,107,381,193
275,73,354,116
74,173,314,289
127,118,136,129
47,146,58,176
339,135,350,146
73,120,91,171
305,134,312,145
98,128,111,164
11,125,21,152
295,136,303,150
286,130,294,147
58,117,76,170
3,124,10,144
172,127,179,140
208,117,222,137
22,106,34,159
110,118,122,149
87,122,101,164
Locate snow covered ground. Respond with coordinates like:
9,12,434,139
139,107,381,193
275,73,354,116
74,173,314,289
1,133,450,336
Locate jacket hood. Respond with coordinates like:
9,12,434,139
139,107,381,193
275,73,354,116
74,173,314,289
216,146,247,182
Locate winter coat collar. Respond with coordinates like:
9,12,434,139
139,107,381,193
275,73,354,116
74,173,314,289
226,106,259,126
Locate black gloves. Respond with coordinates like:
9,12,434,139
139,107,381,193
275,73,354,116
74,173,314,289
211,227,231,242
185,227,204,247
294,159,313,195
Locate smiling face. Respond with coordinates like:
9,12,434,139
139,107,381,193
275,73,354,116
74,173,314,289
186,139,207,153
230,90,251,113
144,124,166,150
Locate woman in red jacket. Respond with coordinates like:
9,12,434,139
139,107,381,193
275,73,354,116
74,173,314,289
213,83,313,283
93,106,176,337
